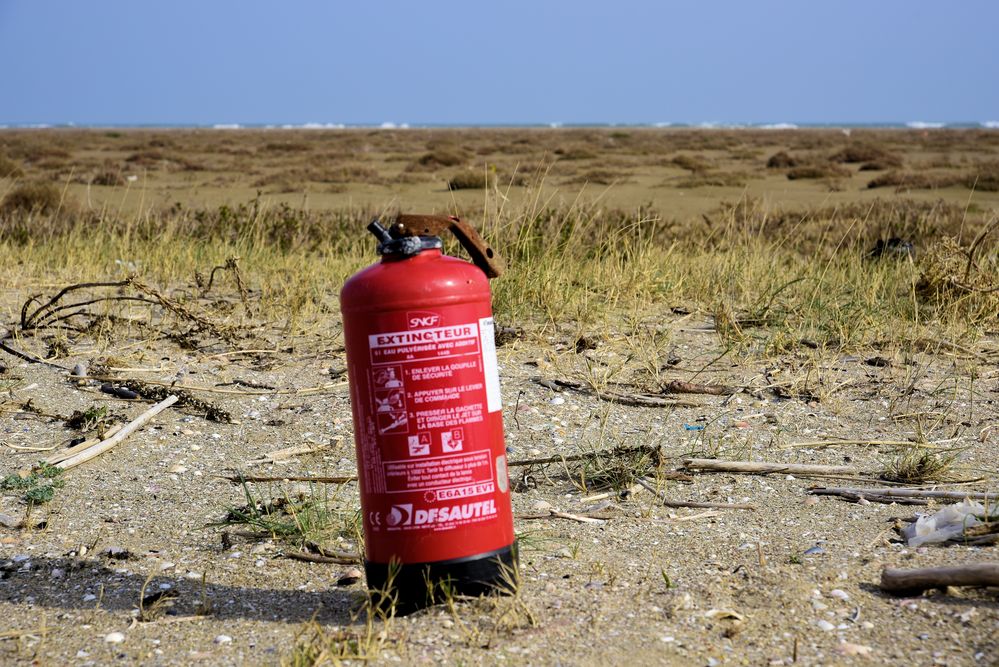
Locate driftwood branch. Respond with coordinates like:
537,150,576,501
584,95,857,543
220,473,358,485
44,424,124,466
681,458,859,477
809,487,998,502
283,551,359,565
56,395,178,470
662,380,735,396
533,377,700,408
516,509,608,524
880,564,999,595
636,477,756,511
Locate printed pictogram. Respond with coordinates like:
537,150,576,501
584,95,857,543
441,427,465,453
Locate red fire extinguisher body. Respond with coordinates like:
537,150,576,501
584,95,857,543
341,242,515,606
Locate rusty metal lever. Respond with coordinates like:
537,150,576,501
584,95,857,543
391,214,503,279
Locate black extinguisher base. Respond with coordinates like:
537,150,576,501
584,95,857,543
364,543,518,615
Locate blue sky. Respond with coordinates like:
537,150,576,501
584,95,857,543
1,0,996,125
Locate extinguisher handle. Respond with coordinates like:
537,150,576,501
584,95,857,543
394,214,504,279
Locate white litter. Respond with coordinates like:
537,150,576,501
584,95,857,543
902,500,986,547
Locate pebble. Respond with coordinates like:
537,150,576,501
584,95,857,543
816,620,835,632
0,514,19,529
532,500,553,512
803,546,825,556
104,632,125,644
828,589,850,601
168,464,187,474
71,363,87,377
337,567,363,586
83,593,97,602
803,496,819,507
214,635,233,645
836,642,873,657
861,621,874,630
189,443,201,450
182,430,195,436
50,568,65,579
159,561,175,571
549,396,565,405
185,571,203,580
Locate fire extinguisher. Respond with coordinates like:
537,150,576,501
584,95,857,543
340,214,516,611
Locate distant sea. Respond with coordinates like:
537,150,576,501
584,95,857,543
1,121,997,130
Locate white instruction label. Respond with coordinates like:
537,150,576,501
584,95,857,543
479,317,502,413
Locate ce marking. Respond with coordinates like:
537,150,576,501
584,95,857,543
369,511,381,527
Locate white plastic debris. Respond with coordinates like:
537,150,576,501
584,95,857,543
902,500,985,547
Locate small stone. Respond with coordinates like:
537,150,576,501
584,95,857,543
182,430,195,436
549,396,565,405
554,547,574,559
214,634,232,645
159,561,175,571
83,593,97,602
168,464,187,474
836,642,873,657
803,546,825,556
828,589,850,601
71,363,87,377
104,632,125,644
337,567,363,586
50,568,65,579
816,620,835,632
532,500,553,512
861,621,875,630
803,496,819,507
811,600,828,611
0,514,19,529
185,571,203,580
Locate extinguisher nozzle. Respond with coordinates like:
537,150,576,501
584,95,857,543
367,220,393,244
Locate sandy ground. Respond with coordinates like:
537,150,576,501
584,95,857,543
1,305,997,666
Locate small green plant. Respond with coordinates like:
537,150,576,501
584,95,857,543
1,462,65,505
282,561,398,666
660,568,674,589
789,554,803,565
211,479,358,550
65,405,109,431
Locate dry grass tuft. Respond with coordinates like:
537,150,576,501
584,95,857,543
0,181,67,215
766,151,799,168
880,450,959,484
0,154,24,178
830,144,902,166
786,164,851,180
671,154,711,173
